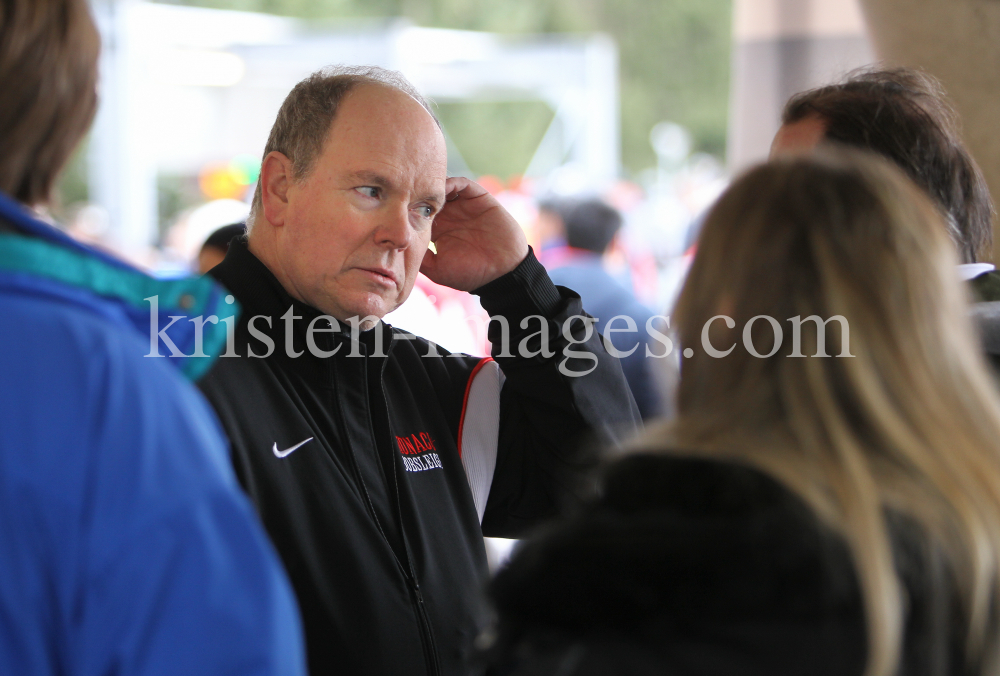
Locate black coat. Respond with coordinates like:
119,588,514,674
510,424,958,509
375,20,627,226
488,454,967,676
198,241,641,676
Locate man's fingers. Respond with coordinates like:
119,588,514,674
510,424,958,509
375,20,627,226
430,211,460,238
444,176,467,202
419,248,438,278
444,176,486,202
444,176,466,201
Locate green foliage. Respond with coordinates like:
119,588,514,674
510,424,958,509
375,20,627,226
52,137,90,223
157,174,203,241
601,0,732,168
435,101,554,180
160,0,732,176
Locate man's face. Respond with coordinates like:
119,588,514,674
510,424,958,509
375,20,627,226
770,114,827,158
272,84,447,321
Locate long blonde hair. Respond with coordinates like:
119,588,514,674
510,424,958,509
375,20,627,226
653,149,1000,675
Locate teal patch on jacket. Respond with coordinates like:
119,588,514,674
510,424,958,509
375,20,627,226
0,234,239,380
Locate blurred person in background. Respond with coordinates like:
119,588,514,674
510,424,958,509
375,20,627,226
0,1,306,674
772,67,999,299
484,150,1000,676
198,222,246,273
197,65,640,676
539,198,662,419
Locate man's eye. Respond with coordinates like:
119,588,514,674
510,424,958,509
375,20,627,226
417,206,434,219
356,186,379,199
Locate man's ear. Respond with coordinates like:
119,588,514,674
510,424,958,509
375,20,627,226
260,151,293,227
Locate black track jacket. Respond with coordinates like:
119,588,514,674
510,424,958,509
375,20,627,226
198,241,641,676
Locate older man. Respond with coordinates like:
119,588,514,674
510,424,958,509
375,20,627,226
197,66,640,676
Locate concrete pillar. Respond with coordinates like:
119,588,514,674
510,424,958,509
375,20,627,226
89,0,159,261
858,0,1000,261
727,0,875,172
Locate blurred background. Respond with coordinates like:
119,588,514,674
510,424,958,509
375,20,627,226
57,0,1000,356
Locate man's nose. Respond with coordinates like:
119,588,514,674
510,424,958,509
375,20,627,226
375,202,412,249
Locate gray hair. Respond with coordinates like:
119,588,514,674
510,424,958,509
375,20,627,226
246,65,437,232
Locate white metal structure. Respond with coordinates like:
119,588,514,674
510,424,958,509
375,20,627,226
87,1,619,254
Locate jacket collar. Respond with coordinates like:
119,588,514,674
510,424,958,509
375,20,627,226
0,191,237,381
0,191,134,270
210,235,300,321
211,237,393,356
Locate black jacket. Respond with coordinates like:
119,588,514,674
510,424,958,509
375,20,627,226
198,241,641,676
488,454,967,676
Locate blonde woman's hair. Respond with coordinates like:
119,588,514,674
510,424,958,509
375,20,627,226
651,149,1000,676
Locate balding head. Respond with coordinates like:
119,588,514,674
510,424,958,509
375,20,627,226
247,65,439,233
250,77,447,325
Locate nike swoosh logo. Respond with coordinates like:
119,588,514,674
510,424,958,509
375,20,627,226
273,437,314,458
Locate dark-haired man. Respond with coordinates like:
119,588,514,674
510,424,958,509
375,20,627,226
197,65,639,676
771,67,1000,299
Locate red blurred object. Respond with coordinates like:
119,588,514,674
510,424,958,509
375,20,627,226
476,175,504,195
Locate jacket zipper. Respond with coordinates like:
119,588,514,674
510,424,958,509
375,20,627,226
339,332,442,676
378,348,443,676
409,579,442,676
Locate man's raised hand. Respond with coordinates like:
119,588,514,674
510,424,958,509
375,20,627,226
420,177,530,292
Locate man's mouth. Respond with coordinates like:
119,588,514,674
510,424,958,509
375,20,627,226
357,267,398,287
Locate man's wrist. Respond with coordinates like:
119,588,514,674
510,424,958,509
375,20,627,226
474,247,562,321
